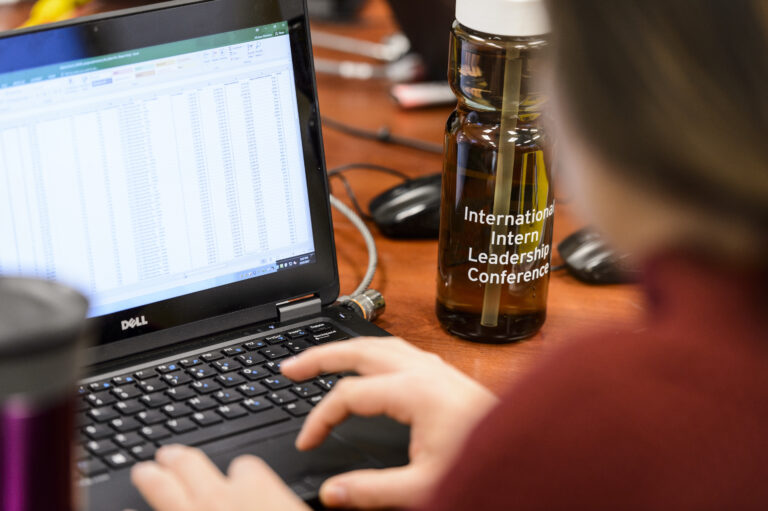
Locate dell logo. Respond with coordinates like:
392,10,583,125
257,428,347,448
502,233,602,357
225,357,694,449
121,316,148,331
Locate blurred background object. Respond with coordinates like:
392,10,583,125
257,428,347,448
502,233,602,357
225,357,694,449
307,0,366,21
0,278,88,511
307,0,455,105
19,0,92,27
557,228,640,285
387,0,454,82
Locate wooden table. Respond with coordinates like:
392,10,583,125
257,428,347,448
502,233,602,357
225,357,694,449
0,0,644,394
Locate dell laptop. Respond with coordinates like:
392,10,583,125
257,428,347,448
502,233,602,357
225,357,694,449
0,0,408,509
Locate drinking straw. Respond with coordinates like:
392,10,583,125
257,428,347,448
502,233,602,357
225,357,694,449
480,46,522,327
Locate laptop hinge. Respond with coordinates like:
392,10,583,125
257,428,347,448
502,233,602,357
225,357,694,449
277,296,323,323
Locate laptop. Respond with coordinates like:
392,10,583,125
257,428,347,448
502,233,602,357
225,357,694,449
0,0,409,508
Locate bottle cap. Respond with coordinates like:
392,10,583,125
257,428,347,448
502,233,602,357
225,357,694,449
455,0,550,37
0,278,88,402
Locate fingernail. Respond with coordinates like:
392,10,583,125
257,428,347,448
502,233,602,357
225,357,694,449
320,482,347,507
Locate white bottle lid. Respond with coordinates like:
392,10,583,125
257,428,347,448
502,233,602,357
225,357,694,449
456,0,550,37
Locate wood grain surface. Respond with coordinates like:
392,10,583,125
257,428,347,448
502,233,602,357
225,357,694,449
0,0,644,394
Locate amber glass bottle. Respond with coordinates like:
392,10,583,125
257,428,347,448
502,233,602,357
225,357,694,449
436,7,553,343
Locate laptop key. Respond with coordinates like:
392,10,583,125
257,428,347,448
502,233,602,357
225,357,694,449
264,361,283,374
237,382,267,397
284,400,312,417
191,411,222,427
243,340,267,351
285,328,309,339
188,366,217,379
89,406,120,423
285,339,312,353
136,409,166,425
83,423,114,440
162,403,192,418
86,439,118,456
109,416,141,433
188,396,218,411
140,392,171,408
315,376,339,391
104,451,132,470
312,329,348,344
163,372,192,386
138,377,168,393
308,395,324,406
156,363,180,374
291,384,322,399
113,432,144,449
262,376,292,390
166,418,197,434
88,381,112,392
222,346,245,357
237,353,266,366
86,391,116,407
216,404,247,420
307,323,331,334
179,357,202,368
133,369,155,380
241,366,269,380
242,398,274,413
140,425,172,442
260,346,290,360
77,458,108,478
265,334,287,345
215,373,246,387
112,375,136,386
201,351,224,362
267,390,297,405
213,359,242,373
161,408,289,448
166,385,196,401
130,443,157,461
115,399,144,416
190,378,220,394
111,385,142,400
213,390,241,404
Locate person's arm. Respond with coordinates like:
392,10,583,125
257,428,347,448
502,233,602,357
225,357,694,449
130,337,498,511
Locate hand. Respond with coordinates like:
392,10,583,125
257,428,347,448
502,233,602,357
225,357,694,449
280,337,499,509
129,444,311,511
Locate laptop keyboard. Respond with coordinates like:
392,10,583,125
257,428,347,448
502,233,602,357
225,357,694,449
75,322,349,479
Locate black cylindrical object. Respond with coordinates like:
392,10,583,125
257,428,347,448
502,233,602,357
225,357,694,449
0,278,88,511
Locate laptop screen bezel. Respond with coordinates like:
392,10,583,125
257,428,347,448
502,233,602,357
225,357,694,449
0,0,339,355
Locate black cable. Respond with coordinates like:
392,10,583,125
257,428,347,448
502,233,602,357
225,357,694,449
326,163,411,221
327,162,410,180
332,172,372,221
322,116,444,155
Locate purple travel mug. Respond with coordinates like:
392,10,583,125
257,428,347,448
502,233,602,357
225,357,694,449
0,278,88,511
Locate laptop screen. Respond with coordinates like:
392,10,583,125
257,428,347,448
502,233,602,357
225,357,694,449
0,21,316,318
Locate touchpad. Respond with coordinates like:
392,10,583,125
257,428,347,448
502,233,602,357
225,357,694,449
205,429,375,486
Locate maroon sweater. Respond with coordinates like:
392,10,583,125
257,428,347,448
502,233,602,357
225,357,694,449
422,254,768,510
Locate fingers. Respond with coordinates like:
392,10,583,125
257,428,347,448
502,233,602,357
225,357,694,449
281,337,414,381
319,466,430,509
154,445,227,501
228,455,288,489
296,374,409,450
131,461,195,511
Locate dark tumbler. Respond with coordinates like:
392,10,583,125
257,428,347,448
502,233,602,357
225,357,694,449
0,278,88,511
